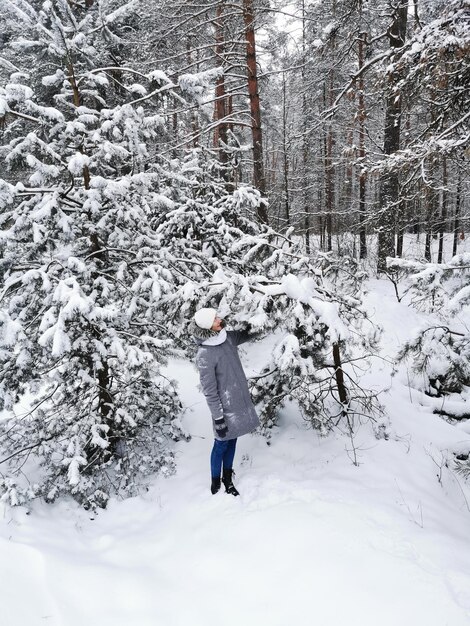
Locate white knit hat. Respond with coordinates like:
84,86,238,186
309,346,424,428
194,308,217,330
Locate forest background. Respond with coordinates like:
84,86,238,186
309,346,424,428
0,0,469,511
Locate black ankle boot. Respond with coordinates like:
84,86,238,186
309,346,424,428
211,477,221,494
222,469,240,496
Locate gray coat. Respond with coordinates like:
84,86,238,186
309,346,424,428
191,324,260,441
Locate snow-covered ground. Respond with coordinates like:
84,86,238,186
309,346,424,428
1,277,470,626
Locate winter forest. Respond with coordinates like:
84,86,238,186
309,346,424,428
0,0,470,624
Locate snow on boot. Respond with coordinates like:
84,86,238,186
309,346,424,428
222,469,240,496
211,477,221,495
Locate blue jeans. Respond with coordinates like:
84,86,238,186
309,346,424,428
210,438,237,478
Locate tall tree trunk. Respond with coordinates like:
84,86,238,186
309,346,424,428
377,0,408,271
172,111,178,159
214,1,229,177
453,172,461,257
301,0,310,253
396,114,411,257
424,184,433,262
227,94,233,134
323,86,333,252
325,124,333,253
324,1,336,253
396,195,406,257
358,31,367,259
437,156,447,264
243,0,269,224
187,39,199,148
424,231,432,261
345,133,353,224
282,72,290,226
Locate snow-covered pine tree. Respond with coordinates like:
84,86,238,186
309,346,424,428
142,146,274,345
122,138,381,441
372,0,469,173
388,255,470,404
244,251,381,437
389,252,470,483
0,1,384,507
0,0,218,508
152,175,381,439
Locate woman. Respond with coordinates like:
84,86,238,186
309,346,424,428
190,307,260,496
